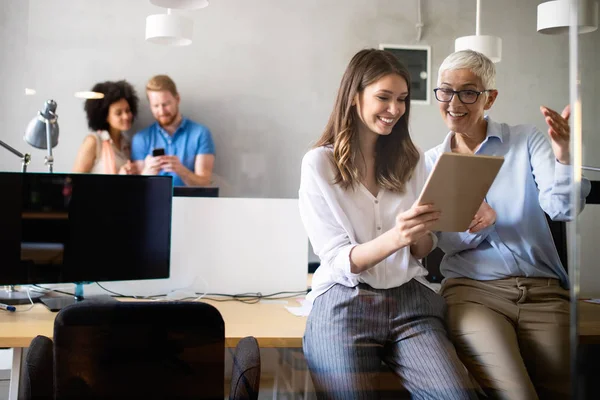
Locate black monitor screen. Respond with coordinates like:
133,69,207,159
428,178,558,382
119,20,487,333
0,173,172,285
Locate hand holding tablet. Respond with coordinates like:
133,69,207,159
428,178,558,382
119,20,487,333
394,203,441,247
417,152,504,232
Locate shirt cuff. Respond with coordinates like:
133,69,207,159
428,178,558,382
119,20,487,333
336,244,362,279
554,160,572,178
428,231,438,253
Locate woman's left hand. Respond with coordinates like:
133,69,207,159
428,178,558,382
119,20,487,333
468,201,496,234
540,105,570,164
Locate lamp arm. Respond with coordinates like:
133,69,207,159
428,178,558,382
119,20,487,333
0,139,30,172
0,139,25,159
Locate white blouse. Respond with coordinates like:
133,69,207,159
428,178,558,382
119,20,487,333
299,146,435,302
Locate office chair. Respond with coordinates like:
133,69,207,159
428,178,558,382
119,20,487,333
19,301,261,400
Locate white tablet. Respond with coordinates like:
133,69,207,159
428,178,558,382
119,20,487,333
417,152,504,232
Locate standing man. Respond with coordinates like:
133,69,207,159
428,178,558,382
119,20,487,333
131,75,215,186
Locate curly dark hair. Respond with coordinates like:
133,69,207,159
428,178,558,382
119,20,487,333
84,80,139,131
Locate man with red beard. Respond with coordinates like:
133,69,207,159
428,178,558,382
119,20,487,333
131,75,215,186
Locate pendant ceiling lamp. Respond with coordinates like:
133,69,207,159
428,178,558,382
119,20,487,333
455,0,502,63
149,0,209,9
146,9,193,46
146,0,210,46
537,0,598,34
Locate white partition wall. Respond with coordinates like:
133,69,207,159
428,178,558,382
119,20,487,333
169,197,308,295
80,197,308,298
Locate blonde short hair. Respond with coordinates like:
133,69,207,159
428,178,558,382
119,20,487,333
146,74,178,97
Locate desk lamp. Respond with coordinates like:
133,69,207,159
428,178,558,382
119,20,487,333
24,100,59,173
0,100,59,304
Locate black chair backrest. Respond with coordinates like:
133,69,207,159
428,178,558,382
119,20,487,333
547,215,568,269
53,301,225,400
587,180,600,205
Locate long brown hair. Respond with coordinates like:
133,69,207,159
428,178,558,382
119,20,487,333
314,49,420,193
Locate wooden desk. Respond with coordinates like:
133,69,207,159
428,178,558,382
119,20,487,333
0,298,308,349
2,300,599,349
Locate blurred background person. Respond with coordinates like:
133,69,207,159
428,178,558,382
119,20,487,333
73,80,139,174
131,74,215,186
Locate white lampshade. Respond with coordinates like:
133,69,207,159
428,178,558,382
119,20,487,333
149,0,209,9
537,0,598,34
455,35,502,63
145,13,193,46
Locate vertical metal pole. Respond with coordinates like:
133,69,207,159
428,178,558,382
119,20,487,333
568,0,582,398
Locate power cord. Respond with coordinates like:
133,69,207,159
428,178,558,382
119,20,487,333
33,283,309,304
14,286,36,312
201,291,309,304
33,285,77,297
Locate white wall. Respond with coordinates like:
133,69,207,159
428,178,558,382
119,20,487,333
1,0,591,189
1,0,599,294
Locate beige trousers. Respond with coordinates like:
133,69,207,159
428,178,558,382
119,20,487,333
441,277,570,400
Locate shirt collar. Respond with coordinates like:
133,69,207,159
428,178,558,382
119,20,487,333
440,115,504,152
154,117,189,138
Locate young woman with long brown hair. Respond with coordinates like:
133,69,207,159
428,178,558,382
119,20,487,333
299,49,477,399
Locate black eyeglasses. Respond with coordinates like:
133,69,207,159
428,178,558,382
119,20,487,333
433,88,493,104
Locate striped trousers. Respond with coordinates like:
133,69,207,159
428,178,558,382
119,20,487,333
303,279,479,399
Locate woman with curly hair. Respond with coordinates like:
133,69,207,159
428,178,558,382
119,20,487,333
73,80,139,174
298,49,477,399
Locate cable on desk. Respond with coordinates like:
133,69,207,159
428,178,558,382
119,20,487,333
201,291,309,304
95,282,132,298
33,284,308,304
14,286,36,312
33,285,75,297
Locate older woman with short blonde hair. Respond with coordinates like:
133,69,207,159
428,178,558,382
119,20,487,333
426,49,591,400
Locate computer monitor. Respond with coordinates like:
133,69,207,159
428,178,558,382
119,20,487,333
0,172,172,309
173,186,219,197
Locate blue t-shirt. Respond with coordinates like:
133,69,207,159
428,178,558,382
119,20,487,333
131,118,215,186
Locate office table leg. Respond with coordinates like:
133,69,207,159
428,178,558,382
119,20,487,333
8,348,22,400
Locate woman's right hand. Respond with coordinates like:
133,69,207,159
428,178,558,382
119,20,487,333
394,204,441,248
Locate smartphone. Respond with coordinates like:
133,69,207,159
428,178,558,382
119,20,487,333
152,148,165,157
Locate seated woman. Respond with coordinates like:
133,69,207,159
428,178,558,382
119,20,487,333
425,49,591,400
73,80,139,174
300,48,477,399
